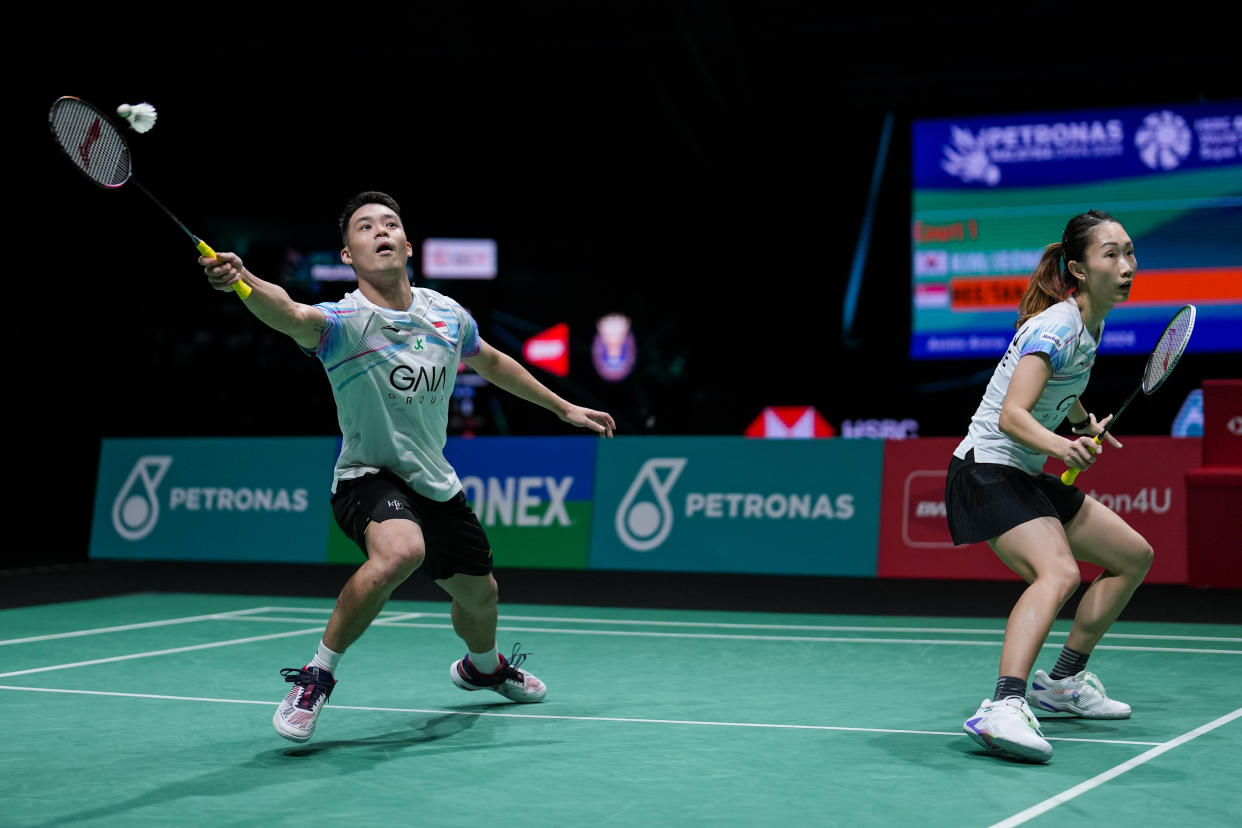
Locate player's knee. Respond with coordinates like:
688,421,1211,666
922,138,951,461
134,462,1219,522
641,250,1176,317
1131,540,1154,577
1049,563,1081,602
366,537,425,584
458,574,499,612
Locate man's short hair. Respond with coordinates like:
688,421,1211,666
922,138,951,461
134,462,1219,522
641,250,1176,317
339,191,402,243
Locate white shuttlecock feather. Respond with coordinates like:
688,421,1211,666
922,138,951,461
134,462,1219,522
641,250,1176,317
116,102,158,133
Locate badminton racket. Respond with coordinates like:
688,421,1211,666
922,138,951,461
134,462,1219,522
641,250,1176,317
47,95,251,299
1061,303,1196,484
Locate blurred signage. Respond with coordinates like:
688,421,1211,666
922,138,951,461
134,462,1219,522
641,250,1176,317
422,238,498,279
592,313,636,382
744,406,835,438
523,323,570,377
840,418,920,439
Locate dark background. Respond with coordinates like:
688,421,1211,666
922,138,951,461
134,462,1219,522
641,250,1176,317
5,6,1241,574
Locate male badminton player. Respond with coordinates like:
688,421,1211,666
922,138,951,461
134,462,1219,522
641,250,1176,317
202,191,616,742
945,210,1153,763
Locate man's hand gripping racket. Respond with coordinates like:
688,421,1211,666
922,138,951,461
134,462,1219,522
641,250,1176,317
47,95,251,299
1060,304,1196,485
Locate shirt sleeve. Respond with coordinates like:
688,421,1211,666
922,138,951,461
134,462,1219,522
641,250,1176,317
310,301,349,360
1017,319,1079,374
457,304,481,358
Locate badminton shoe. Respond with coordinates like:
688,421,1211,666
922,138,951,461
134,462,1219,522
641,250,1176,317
1027,669,1132,719
273,666,337,742
963,696,1053,763
451,644,546,703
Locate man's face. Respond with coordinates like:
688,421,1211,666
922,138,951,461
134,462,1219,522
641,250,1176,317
341,204,412,273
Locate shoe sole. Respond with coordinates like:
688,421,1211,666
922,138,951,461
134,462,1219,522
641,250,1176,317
963,722,1052,763
450,662,547,703
273,708,313,743
1029,699,1131,719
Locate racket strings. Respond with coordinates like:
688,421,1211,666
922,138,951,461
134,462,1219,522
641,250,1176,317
50,99,130,188
1143,305,1196,393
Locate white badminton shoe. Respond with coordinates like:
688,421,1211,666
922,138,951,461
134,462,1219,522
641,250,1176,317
273,666,337,742
963,696,1053,763
451,644,546,702
1027,669,1132,719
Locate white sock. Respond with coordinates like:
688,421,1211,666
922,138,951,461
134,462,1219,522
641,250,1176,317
469,646,500,674
310,640,343,673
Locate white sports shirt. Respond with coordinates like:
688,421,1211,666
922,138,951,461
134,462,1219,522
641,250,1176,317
953,298,1101,475
308,286,481,500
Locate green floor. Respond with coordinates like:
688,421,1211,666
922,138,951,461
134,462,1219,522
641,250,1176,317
2,593,1240,827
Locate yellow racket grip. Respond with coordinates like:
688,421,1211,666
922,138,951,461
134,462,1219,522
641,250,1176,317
195,240,252,299
1059,435,1103,485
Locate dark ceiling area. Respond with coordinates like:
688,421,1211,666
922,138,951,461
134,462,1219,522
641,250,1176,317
6,7,1240,506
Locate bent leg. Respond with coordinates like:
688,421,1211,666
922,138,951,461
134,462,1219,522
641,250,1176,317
990,516,1082,679
437,571,500,653
322,518,426,653
1063,496,1153,654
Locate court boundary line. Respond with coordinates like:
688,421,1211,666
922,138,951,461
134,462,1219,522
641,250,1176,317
990,706,1242,828
4,607,1240,658
0,607,282,646
0,684,1164,746
8,604,1242,645
0,627,324,679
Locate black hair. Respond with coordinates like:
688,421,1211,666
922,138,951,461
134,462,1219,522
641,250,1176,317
338,191,402,243
1016,209,1121,328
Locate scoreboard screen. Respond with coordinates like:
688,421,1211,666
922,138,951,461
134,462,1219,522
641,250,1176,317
910,100,1242,359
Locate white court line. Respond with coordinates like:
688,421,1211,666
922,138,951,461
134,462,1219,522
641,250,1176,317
372,621,1242,654
5,608,1239,660
991,706,1242,828
243,607,1242,643
0,684,1163,746
0,627,324,679
0,607,276,646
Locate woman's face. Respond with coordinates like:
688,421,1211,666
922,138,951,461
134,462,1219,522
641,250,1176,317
1072,221,1136,305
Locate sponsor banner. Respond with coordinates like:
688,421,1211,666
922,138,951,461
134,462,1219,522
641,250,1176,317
421,238,498,279
90,437,339,562
877,437,1199,583
914,101,1242,189
589,437,882,576
444,437,597,569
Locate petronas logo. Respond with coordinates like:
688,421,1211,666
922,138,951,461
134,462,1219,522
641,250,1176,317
111,456,173,541
615,458,686,551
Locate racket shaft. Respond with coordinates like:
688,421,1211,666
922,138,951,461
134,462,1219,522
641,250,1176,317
1060,383,1139,484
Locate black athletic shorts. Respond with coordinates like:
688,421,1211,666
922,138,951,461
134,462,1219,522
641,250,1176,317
330,470,493,580
944,449,1086,545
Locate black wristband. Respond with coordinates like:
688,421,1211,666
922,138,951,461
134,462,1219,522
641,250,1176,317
1068,415,1089,431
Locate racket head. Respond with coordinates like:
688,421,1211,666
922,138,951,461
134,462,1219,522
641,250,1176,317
1142,304,1196,394
48,96,132,189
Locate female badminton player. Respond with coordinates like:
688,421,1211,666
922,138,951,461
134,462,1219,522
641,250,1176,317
946,209,1153,763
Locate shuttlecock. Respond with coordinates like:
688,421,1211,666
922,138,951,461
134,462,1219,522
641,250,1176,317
116,102,158,133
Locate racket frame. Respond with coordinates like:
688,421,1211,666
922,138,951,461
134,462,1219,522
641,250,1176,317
1060,304,1196,484
47,95,250,299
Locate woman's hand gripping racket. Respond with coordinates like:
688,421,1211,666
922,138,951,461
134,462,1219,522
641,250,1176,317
1061,304,1196,484
47,95,251,299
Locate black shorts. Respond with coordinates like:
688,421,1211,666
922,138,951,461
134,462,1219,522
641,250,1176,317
331,470,493,580
944,449,1086,545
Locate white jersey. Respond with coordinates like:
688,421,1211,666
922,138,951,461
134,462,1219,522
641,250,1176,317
954,298,1100,475
309,286,481,500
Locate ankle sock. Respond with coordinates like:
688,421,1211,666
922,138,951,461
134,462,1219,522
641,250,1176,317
993,675,1028,702
1049,646,1089,680
310,640,343,674
469,646,501,674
